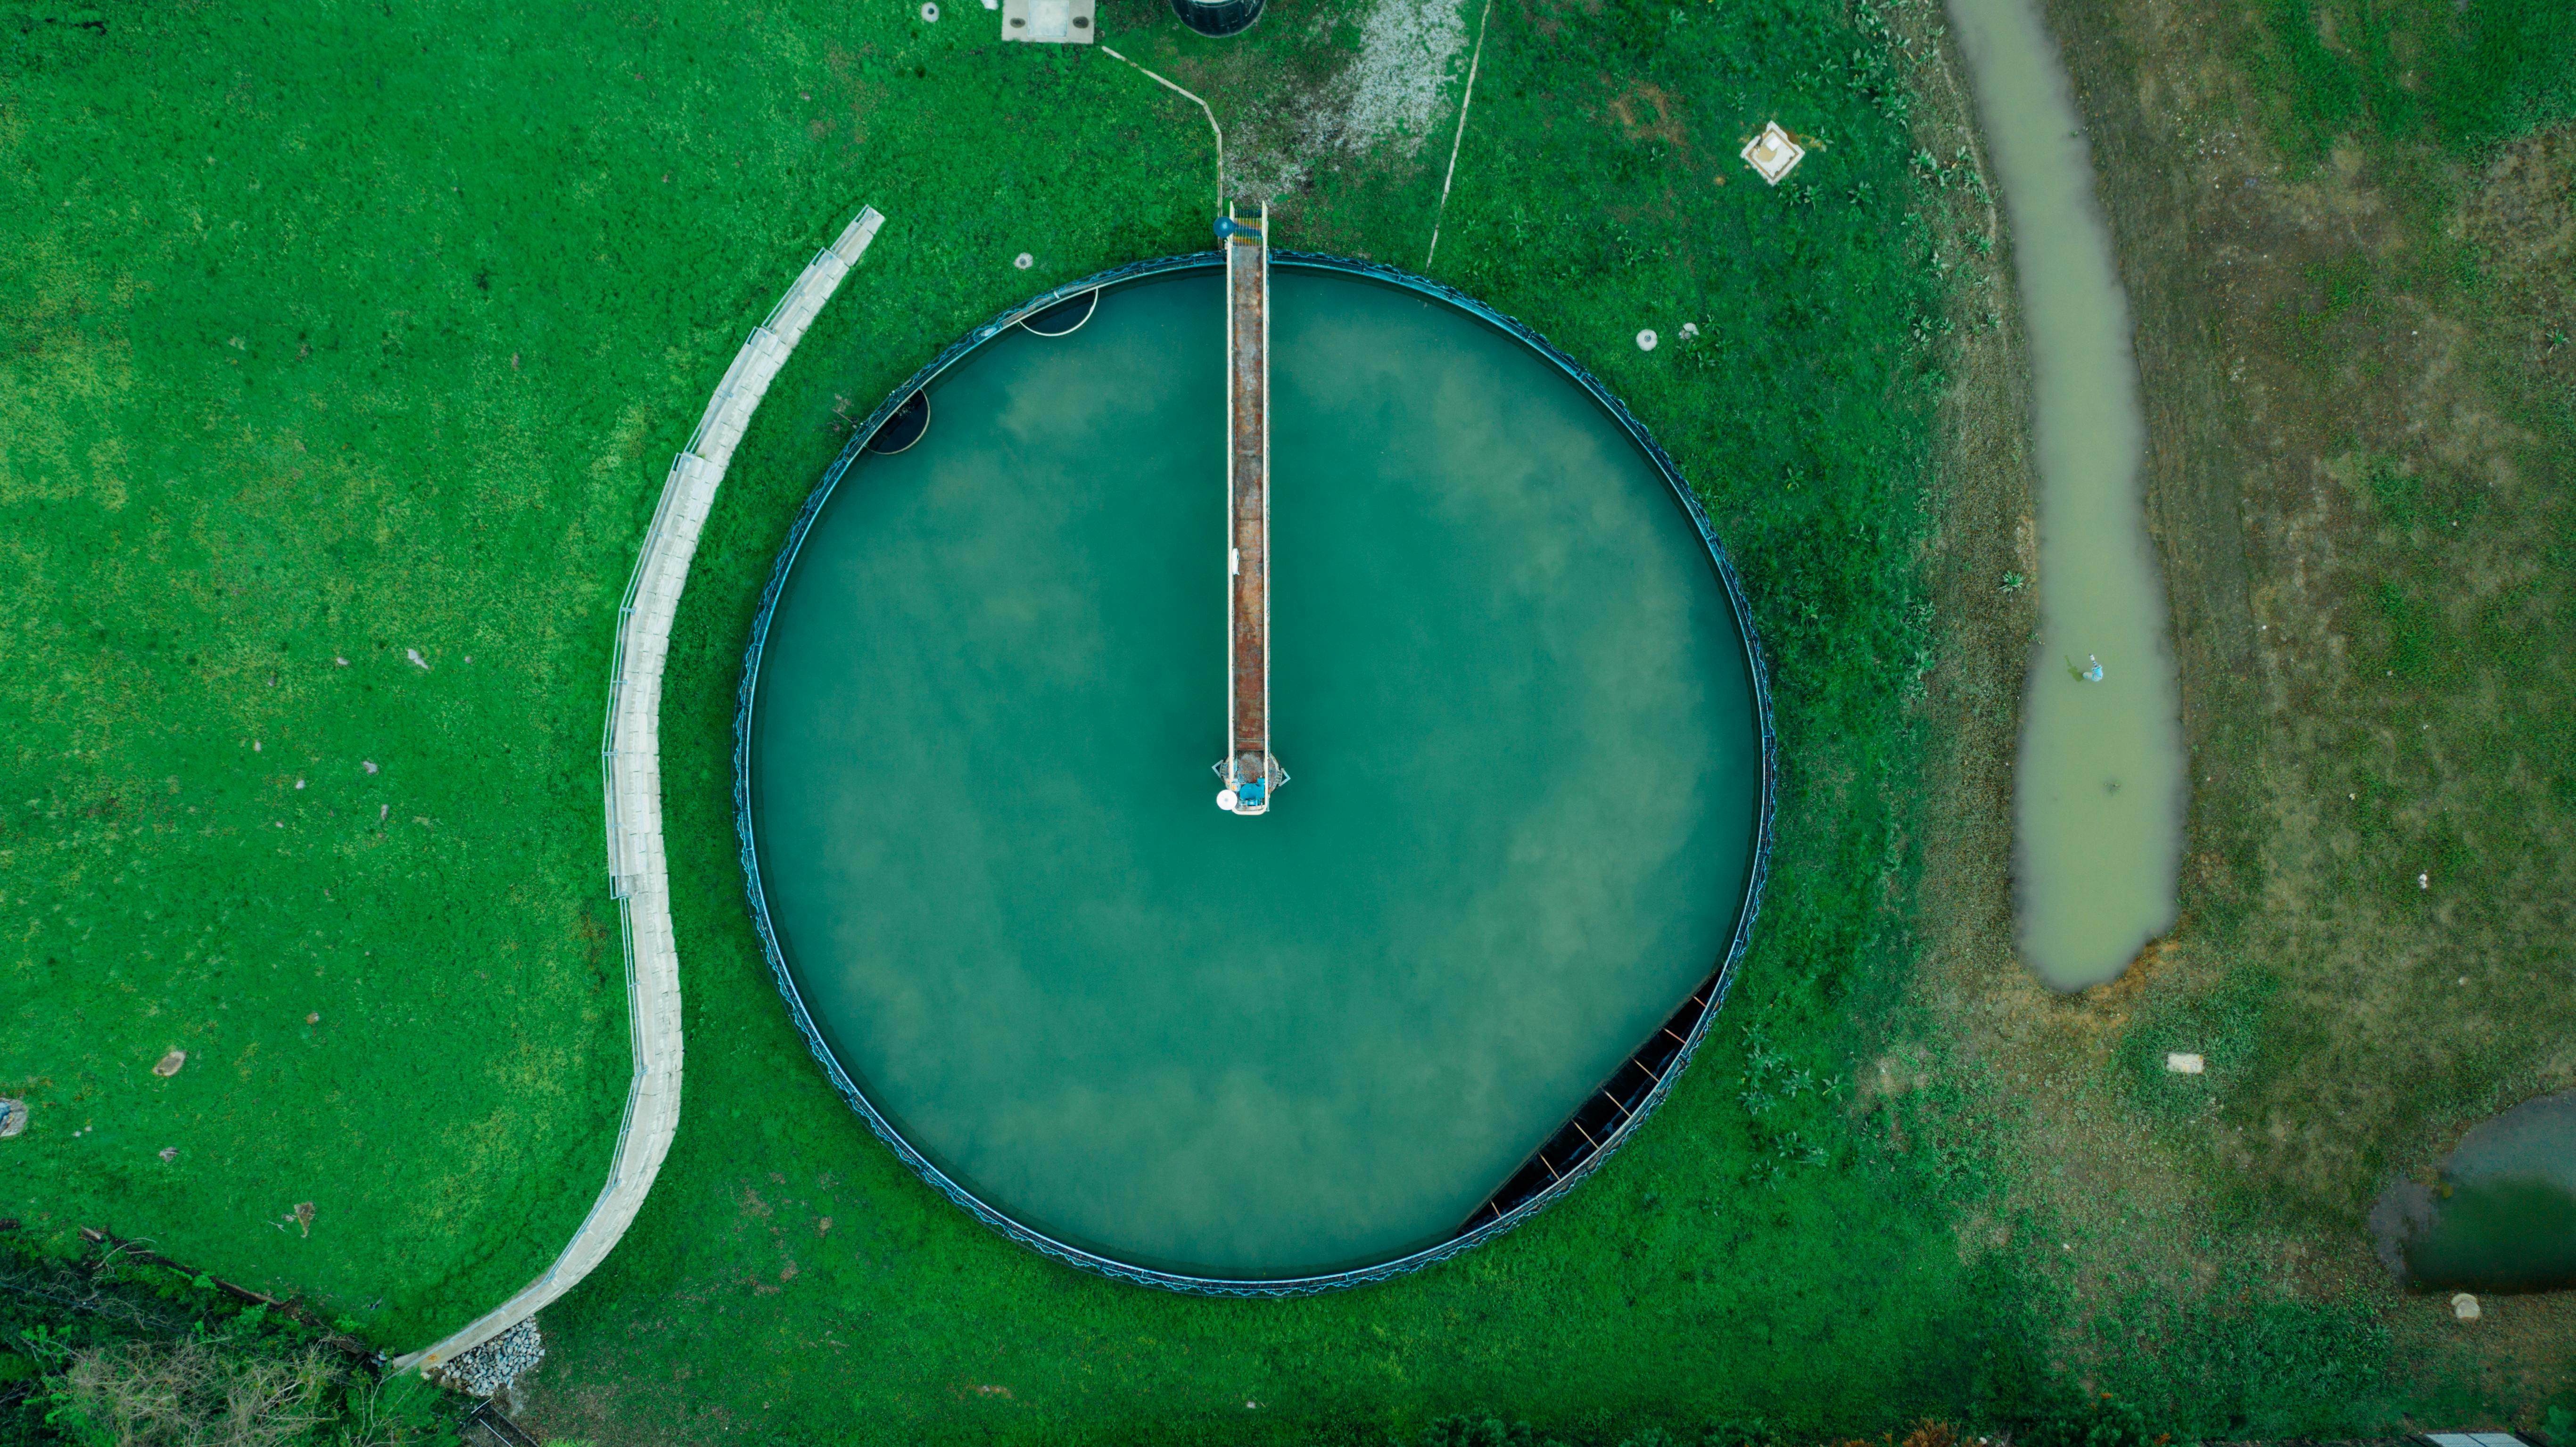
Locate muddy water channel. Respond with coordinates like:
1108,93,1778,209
1947,0,2185,988
2373,1091,2576,1294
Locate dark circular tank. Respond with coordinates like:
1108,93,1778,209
1171,0,1262,37
735,253,1778,1293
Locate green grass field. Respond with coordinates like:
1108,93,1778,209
5,0,2572,1439
520,0,2018,1436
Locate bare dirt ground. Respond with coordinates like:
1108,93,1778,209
1107,0,1471,211
1901,0,2576,1415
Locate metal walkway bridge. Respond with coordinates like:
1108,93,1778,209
1218,201,1286,816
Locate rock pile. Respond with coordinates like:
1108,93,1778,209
438,1319,542,1397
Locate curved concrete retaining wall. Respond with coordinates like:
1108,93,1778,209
391,205,883,1375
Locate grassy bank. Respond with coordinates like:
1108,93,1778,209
0,0,694,1345
1922,0,2576,1426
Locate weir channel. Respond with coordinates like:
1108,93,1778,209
1948,0,2186,988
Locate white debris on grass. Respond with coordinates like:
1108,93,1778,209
439,1319,544,1397
406,648,430,669
2450,1292,2480,1321
1635,329,1658,351
1234,0,1468,196
1341,0,1467,154
2164,1052,2204,1074
0,1098,26,1138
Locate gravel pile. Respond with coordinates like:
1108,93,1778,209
438,1319,542,1397
1230,0,1467,195
1342,0,1467,154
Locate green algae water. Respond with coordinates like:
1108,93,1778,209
742,268,1765,1282
1948,0,2188,988
2371,1090,2576,1294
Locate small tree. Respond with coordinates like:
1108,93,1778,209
47,1335,343,1446
3,1239,455,1447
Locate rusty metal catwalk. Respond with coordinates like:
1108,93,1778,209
1216,203,1278,814
1219,201,1284,815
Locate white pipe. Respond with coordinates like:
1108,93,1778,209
1423,0,1496,270
1101,46,1226,209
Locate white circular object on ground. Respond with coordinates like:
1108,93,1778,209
920,2,940,19
1014,252,1034,270
1216,789,1239,811
2451,1292,2480,1321
1635,329,1658,351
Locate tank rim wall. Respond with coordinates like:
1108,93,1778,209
730,249,1782,1296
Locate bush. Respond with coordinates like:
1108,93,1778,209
43,1336,366,1447
2016,1393,2163,1447
1,1241,457,1447
1418,1418,1567,1447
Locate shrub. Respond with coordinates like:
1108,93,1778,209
2016,1392,2164,1447
43,1336,345,1447
1,1241,455,1447
1418,1418,1567,1447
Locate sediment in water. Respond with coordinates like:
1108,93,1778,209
1946,0,2187,989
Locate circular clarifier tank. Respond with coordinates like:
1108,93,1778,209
738,256,1773,1290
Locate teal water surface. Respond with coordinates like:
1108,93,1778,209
744,269,1763,1281
2371,1088,2576,1294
